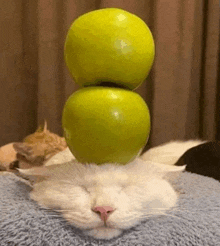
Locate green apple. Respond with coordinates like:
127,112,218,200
62,87,150,164
64,8,155,90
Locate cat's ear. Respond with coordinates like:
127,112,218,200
17,166,54,184
18,166,51,177
127,158,185,177
159,164,186,173
152,162,186,173
152,162,186,182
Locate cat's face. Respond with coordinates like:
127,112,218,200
20,159,184,240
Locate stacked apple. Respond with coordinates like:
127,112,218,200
62,8,155,165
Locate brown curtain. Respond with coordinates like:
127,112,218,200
0,0,219,150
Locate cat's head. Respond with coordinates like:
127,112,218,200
19,159,185,240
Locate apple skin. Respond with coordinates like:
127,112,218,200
64,8,155,90
62,87,151,164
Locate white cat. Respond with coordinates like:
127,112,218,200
141,140,206,164
44,147,75,166
19,140,204,240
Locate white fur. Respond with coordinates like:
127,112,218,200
141,140,206,165
19,140,203,240
44,147,75,166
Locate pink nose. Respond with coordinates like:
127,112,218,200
92,206,115,221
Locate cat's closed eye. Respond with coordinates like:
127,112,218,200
81,185,126,194
118,185,127,193
81,186,90,193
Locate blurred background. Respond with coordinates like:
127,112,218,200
0,0,219,151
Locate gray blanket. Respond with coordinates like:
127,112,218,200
0,171,220,246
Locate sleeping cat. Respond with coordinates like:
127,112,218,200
19,139,219,240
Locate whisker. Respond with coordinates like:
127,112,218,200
149,206,219,213
149,208,189,214
46,213,91,225
159,214,186,221
136,213,185,222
